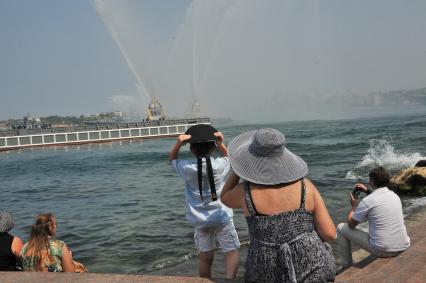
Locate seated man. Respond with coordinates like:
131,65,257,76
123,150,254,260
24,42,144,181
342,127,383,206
337,166,411,267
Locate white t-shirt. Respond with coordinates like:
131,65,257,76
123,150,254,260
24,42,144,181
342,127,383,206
172,157,233,228
352,187,410,252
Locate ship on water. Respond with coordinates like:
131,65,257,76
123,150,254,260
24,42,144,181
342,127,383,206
0,97,210,152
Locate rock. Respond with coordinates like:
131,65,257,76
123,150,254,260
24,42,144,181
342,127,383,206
415,160,426,167
389,167,426,197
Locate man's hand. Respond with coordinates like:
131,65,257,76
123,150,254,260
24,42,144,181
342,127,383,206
354,183,368,192
169,134,191,161
214,132,224,144
349,192,360,208
177,134,191,145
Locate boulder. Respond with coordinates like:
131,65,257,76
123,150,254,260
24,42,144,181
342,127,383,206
415,160,426,167
389,166,426,197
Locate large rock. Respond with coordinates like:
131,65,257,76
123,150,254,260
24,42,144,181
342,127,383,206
415,160,426,167
389,166,426,197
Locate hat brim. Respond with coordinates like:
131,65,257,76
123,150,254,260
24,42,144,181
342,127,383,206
228,130,308,185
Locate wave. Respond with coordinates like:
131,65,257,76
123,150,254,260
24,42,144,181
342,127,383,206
359,139,424,169
345,139,425,180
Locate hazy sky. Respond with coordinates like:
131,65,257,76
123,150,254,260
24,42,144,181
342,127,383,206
1,0,426,122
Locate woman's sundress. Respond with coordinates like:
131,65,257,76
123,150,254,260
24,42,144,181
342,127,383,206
21,237,64,272
244,180,335,283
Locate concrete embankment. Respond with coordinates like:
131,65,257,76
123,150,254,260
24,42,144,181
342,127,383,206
0,273,215,283
336,204,426,282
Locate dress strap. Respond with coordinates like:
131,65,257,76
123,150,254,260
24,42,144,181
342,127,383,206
243,182,258,216
300,179,307,209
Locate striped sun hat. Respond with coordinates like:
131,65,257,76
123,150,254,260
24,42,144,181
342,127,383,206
228,128,308,185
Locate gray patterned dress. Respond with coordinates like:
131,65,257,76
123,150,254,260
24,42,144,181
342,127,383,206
244,180,335,283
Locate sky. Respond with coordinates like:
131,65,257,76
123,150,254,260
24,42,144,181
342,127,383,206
1,0,426,122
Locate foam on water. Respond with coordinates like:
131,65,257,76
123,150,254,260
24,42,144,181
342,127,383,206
346,139,424,180
344,170,360,180
359,139,423,170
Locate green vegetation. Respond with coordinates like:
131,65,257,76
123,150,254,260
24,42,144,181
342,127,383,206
40,112,123,126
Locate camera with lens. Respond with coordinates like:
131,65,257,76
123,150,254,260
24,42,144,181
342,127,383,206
352,185,372,199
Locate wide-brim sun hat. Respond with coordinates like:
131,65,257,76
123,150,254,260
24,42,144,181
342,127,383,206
228,128,308,185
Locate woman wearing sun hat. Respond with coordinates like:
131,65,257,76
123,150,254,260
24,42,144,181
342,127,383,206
221,128,336,283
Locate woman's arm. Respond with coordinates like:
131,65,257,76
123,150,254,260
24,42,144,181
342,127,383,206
221,172,243,209
61,244,75,272
309,181,336,242
11,236,24,259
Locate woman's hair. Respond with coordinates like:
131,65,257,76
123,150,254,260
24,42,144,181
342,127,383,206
369,167,390,188
24,213,56,271
190,141,216,157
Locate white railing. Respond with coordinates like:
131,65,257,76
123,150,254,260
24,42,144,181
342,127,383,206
0,122,209,151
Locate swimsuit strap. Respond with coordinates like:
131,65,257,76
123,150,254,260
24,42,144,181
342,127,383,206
300,179,307,209
245,180,307,215
243,182,258,216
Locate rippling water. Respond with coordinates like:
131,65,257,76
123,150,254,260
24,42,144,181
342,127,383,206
1,114,425,274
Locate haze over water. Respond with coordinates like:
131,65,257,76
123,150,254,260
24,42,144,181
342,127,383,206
1,114,425,274
91,0,426,122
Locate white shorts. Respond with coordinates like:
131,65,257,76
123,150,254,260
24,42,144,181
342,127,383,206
194,220,240,253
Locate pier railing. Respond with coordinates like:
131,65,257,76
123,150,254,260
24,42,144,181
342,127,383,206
0,118,210,151
0,118,210,137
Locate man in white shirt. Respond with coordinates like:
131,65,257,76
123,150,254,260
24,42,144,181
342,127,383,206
337,167,411,267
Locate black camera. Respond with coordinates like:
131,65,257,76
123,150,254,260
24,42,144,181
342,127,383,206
352,185,372,199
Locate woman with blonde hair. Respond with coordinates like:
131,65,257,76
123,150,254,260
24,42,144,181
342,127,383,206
21,213,75,272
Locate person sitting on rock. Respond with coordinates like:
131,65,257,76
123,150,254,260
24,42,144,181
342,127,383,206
337,166,411,268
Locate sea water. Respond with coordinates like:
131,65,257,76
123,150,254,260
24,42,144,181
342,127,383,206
1,114,425,274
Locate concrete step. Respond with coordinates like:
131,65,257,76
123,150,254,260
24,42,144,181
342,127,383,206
0,272,215,283
336,208,426,282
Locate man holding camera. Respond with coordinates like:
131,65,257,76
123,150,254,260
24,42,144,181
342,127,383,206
337,167,411,268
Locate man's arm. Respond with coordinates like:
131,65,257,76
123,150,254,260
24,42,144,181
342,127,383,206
169,134,191,161
214,132,228,157
347,192,360,228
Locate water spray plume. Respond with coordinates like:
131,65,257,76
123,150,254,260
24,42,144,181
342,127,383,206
91,0,151,101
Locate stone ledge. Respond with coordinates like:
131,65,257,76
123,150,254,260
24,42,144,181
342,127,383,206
336,205,426,282
0,272,214,283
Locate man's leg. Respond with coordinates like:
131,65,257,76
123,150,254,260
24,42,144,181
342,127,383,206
337,223,371,267
224,249,239,279
195,227,215,278
216,221,241,279
199,250,214,278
